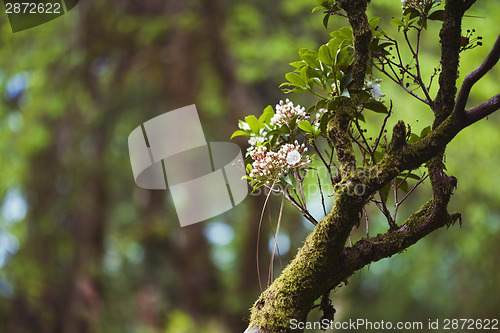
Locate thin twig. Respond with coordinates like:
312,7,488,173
377,189,397,229
268,196,285,286
313,141,336,187
256,182,276,292
398,173,428,206
375,63,429,104
318,174,327,216
363,208,369,237
370,103,392,165
284,186,318,226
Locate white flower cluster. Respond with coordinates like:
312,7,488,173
401,0,440,10
248,135,266,147
270,99,309,127
365,79,385,101
249,142,311,183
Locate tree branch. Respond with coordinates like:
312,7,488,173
464,93,500,125
246,190,367,333
335,199,461,283
327,106,357,170
454,34,500,120
433,0,464,122
338,0,371,90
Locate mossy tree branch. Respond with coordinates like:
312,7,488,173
338,0,371,90
327,0,372,172
433,0,463,123
333,197,461,285
246,189,368,333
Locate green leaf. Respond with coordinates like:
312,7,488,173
318,44,333,66
369,17,380,32
319,111,333,134
420,126,431,138
381,183,391,204
428,9,444,21
339,71,353,92
377,42,395,50
245,115,260,134
327,41,338,63
289,61,305,68
300,50,319,68
288,115,299,131
310,77,323,88
259,105,274,125
405,13,411,25
285,72,307,88
298,120,315,133
358,90,372,103
331,27,353,44
306,66,322,79
355,113,365,122
298,48,309,57
323,13,330,29
408,133,420,143
418,17,428,30
291,87,309,93
231,130,251,139
390,18,404,27
312,5,324,13
300,66,309,83
404,7,420,20
364,102,388,114
336,47,349,68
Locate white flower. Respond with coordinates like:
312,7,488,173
248,136,265,147
370,83,385,100
286,150,301,166
247,141,311,182
270,99,308,127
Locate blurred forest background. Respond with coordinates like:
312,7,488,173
0,0,499,332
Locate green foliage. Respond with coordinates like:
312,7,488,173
392,0,444,31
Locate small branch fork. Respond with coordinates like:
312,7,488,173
454,34,500,125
